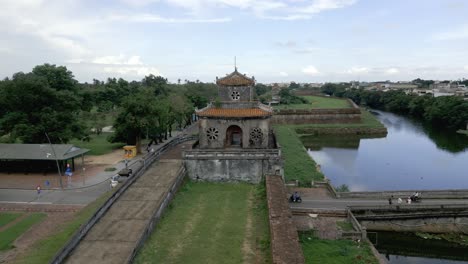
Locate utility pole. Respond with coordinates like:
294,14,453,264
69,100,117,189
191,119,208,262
45,132,63,189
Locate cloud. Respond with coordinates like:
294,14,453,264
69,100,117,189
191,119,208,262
107,13,231,23
103,66,162,76
297,0,357,14
346,67,369,74
91,55,143,65
432,24,468,41
385,67,399,75
302,65,321,75
464,66,468,72
275,40,297,48
279,71,288,77
119,0,160,7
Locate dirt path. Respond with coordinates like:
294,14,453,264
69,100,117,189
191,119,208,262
241,189,255,264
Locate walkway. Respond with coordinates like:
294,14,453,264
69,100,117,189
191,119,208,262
65,158,183,264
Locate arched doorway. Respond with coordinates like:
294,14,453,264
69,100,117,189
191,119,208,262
226,125,242,148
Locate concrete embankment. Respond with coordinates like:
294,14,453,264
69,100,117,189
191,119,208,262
339,189,468,199
296,126,387,136
351,204,468,233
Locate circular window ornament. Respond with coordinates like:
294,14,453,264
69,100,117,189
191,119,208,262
250,128,263,142
230,91,240,100
206,127,219,141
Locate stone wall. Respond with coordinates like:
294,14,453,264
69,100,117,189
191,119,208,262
218,85,252,102
183,149,282,183
266,175,305,264
296,127,388,136
271,99,362,125
198,117,271,149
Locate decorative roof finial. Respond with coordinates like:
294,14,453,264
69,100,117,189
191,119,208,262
234,56,237,71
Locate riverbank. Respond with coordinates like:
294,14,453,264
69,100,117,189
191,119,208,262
273,109,385,186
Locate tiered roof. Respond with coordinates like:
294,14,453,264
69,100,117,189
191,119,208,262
216,68,255,86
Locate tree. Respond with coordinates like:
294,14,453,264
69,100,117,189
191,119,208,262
0,72,85,143
32,64,77,91
111,89,159,153
142,74,168,97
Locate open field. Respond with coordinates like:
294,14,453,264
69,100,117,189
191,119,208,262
293,109,385,130
12,191,114,264
0,213,46,251
299,232,378,264
0,213,23,227
70,132,125,155
274,95,352,110
135,181,271,264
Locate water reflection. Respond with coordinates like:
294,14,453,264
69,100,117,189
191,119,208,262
304,111,468,191
374,231,468,263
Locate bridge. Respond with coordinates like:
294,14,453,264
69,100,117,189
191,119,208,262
289,184,468,235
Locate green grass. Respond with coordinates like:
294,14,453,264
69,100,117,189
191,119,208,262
13,190,115,264
274,126,324,185
70,132,125,155
300,232,378,264
274,95,352,110
0,212,24,228
0,213,46,251
293,109,385,131
135,181,271,264
336,221,354,232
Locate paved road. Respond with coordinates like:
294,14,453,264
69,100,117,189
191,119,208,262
290,198,468,210
0,125,198,206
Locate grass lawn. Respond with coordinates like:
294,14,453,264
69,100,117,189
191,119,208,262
0,213,46,251
70,132,125,155
293,109,385,131
0,212,23,228
274,95,352,110
300,232,378,264
274,126,324,185
13,190,115,264
135,181,271,264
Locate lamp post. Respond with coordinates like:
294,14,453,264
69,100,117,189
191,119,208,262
45,132,63,189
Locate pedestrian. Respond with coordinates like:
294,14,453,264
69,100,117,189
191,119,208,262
388,195,393,205
36,185,41,195
407,197,411,204
397,197,403,204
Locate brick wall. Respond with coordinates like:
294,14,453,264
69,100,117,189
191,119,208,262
266,175,305,264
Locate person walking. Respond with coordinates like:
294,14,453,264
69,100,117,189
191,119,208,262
397,197,403,204
36,185,41,195
388,195,393,205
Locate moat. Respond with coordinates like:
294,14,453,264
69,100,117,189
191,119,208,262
304,110,468,191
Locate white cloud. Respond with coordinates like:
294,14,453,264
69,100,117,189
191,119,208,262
433,24,468,41
346,67,369,74
464,66,468,72
385,67,399,75
302,65,321,75
297,0,357,14
107,13,231,23
120,0,160,7
103,66,162,76
279,71,288,77
91,55,143,65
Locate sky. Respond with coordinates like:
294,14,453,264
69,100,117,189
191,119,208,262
1,0,468,84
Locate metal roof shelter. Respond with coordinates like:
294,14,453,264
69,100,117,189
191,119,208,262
0,144,90,173
0,144,89,160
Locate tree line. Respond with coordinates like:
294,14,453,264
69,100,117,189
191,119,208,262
320,83,468,130
0,64,217,152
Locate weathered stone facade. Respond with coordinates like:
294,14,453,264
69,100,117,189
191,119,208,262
183,68,282,183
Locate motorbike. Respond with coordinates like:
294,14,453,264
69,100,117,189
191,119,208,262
410,195,421,203
289,195,302,203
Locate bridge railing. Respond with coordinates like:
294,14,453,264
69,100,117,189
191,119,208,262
49,134,197,264
339,189,468,199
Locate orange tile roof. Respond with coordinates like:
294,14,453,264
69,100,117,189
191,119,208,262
216,69,255,86
197,108,271,118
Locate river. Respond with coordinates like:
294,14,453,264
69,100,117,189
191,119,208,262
304,110,468,191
